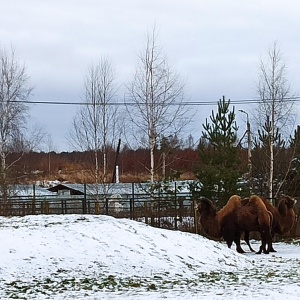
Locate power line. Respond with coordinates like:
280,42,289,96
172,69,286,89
7,96,300,106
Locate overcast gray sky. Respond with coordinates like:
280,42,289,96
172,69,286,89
1,0,300,152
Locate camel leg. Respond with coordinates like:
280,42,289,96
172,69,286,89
224,229,245,253
244,231,255,252
262,241,269,254
235,243,246,254
234,231,245,254
225,239,233,249
255,235,266,254
261,227,275,254
257,234,270,254
256,244,263,254
269,245,277,252
222,227,244,252
268,231,276,252
225,236,244,253
266,231,276,253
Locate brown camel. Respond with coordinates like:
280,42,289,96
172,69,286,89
236,195,273,254
197,195,274,254
243,195,297,252
197,195,246,253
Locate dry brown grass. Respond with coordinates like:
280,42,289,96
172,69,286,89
30,170,196,184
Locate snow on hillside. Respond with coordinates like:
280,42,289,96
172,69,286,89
0,214,300,299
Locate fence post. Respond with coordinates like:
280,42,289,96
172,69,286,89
61,200,67,214
144,201,148,224
105,195,109,215
174,182,178,230
158,187,161,228
83,183,87,214
130,183,134,220
95,202,100,214
45,202,49,214
42,201,47,214
193,199,198,234
87,200,90,213
32,184,36,215
22,202,25,216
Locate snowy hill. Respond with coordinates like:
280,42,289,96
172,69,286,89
0,215,300,299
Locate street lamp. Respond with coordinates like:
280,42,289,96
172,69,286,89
239,109,252,191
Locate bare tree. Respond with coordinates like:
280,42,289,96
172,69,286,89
44,134,55,177
256,42,295,199
69,57,120,198
0,47,33,203
126,27,189,184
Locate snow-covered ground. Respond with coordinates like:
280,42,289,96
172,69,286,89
0,215,300,299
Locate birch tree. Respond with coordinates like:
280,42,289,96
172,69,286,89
256,42,294,199
126,27,189,184
70,57,120,196
0,47,33,203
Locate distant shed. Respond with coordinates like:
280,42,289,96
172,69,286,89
47,184,84,196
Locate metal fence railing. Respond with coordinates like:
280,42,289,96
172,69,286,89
0,194,199,233
1,194,300,237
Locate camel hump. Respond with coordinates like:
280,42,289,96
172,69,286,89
226,195,242,211
248,195,267,209
248,195,272,225
217,195,242,221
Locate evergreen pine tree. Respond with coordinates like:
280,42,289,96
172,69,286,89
285,125,300,196
195,96,242,207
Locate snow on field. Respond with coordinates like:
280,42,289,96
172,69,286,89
0,214,300,299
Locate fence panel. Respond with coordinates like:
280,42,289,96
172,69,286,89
0,193,198,232
1,193,300,237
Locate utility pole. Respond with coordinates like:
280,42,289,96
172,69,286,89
239,110,252,192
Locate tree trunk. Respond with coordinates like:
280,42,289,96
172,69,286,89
150,135,155,184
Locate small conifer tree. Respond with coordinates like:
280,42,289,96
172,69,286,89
282,125,300,196
195,96,242,207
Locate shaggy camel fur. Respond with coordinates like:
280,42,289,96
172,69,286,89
198,195,241,236
243,195,297,252
197,195,245,253
237,195,273,254
197,195,274,254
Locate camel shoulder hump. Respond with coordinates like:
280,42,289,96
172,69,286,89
217,195,242,221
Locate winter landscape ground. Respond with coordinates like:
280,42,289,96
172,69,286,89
0,214,300,299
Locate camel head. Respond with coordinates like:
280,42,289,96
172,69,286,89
197,197,217,216
277,195,297,216
197,197,222,239
280,195,297,209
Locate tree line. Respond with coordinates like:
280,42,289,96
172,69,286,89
9,143,199,184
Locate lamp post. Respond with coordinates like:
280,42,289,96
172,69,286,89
239,109,252,192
